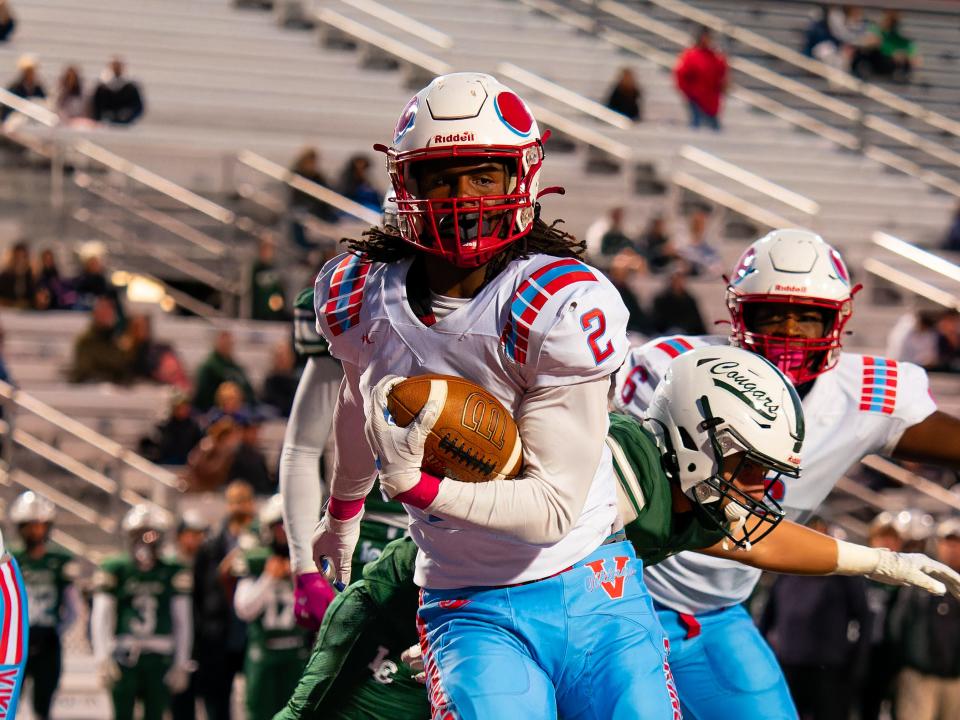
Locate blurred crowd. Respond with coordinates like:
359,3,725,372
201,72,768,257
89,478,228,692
757,512,960,720
886,309,960,374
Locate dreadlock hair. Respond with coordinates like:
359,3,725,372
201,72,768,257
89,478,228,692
344,204,585,285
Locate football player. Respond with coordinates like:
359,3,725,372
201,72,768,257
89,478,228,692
90,504,193,720
10,491,81,720
280,346,960,719
311,71,677,719
280,287,405,633
614,228,960,720
233,495,312,720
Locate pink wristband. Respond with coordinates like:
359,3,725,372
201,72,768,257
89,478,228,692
394,472,442,509
327,497,365,521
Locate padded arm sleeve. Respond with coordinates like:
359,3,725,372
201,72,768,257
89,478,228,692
429,378,610,545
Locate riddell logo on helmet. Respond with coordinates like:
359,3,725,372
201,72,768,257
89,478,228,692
433,132,476,143
774,284,808,293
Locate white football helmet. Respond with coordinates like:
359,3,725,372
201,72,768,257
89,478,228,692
376,72,547,268
122,504,169,570
258,494,287,551
645,345,804,547
10,491,56,525
726,229,860,385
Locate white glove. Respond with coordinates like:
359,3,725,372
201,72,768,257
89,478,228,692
400,643,426,685
164,663,192,694
97,658,122,689
835,541,960,597
312,509,363,589
364,375,442,499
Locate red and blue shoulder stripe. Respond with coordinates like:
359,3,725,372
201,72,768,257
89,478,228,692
323,254,371,337
654,337,695,359
501,258,598,365
860,356,897,414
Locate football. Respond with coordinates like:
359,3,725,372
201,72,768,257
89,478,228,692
387,374,523,483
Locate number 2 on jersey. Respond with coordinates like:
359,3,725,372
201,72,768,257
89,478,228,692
581,309,613,364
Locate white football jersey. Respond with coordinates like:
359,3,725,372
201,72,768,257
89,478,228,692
614,334,937,614
316,252,629,588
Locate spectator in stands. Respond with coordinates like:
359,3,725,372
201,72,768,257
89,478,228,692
942,201,960,252
933,309,960,373
54,65,89,124
337,154,382,213
760,517,871,720
650,267,707,335
193,480,255,720
605,67,643,123
288,147,337,250
888,517,960,720
860,513,907,720
261,340,298,418
0,0,16,42
192,330,255,412
69,296,132,383
678,209,723,277
211,381,248,423
600,207,640,258
852,10,917,84
186,415,243,493
607,252,651,337
2,54,45,121
91,56,144,125
140,392,205,466
886,310,940,368
120,313,190,389
674,26,728,130
170,510,207,720
803,5,868,75
641,214,679,272
33,248,69,310
228,416,274,497
71,242,120,311
0,241,36,308
249,237,287,322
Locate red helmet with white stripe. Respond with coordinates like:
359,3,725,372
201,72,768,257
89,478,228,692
726,229,860,385
376,72,546,268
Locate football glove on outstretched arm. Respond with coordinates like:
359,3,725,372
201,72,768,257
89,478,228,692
364,375,443,501
834,541,960,598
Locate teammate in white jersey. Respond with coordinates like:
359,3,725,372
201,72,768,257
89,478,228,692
614,228,960,720
310,72,681,719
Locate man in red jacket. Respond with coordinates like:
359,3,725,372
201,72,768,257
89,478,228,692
674,27,728,130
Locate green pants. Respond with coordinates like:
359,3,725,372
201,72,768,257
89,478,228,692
247,649,310,720
112,652,172,720
24,628,61,720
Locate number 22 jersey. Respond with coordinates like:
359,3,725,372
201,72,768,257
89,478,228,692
315,252,629,589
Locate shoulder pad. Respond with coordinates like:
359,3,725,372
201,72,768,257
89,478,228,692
315,253,373,339
62,559,83,582
294,286,314,312
501,257,628,385
93,567,119,593
614,335,715,416
172,569,193,594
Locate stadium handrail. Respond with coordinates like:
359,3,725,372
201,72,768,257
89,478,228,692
314,8,453,76
863,258,960,310
862,455,960,513
679,146,821,216
339,0,454,49
641,0,960,141
557,0,960,197
0,380,182,494
237,150,381,226
671,171,795,230
873,231,960,286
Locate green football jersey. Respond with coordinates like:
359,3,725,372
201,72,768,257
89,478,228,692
13,546,80,629
294,288,329,358
607,413,726,565
280,537,426,720
94,555,191,647
234,548,311,657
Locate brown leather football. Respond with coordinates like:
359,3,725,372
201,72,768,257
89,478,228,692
387,374,523,483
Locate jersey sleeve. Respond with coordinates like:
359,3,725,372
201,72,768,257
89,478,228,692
613,335,710,416
501,259,629,388
313,252,374,366
293,287,330,358
875,359,938,454
92,556,123,596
